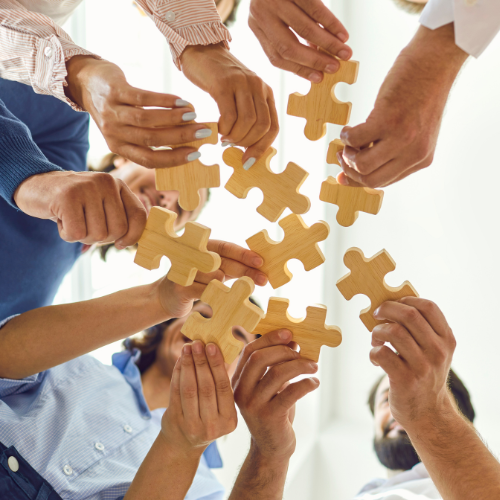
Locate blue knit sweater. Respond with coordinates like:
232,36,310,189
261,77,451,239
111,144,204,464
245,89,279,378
0,80,89,319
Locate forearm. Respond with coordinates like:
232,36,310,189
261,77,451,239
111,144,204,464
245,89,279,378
229,443,290,500
124,432,202,500
406,397,500,499
0,281,169,379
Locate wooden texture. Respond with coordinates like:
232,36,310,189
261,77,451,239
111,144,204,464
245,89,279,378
336,247,418,331
246,214,329,289
222,147,310,222
253,298,342,361
155,123,220,211
134,206,221,286
320,177,384,227
287,59,359,141
327,139,345,166
181,277,264,363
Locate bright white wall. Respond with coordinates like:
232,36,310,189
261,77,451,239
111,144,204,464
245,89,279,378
58,0,500,498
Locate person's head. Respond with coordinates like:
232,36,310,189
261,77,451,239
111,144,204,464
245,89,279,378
127,299,260,380
391,0,428,14
216,0,241,26
368,369,475,471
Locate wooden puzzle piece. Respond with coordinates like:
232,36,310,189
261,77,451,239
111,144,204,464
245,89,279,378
222,147,311,222
134,206,221,286
327,139,345,166
287,59,360,141
181,277,264,364
253,298,342,361
336,247,418,331
246,214,329,289
155,123,220,211
320,177,384,227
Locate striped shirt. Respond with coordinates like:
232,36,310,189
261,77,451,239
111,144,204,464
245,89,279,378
0,0,231,110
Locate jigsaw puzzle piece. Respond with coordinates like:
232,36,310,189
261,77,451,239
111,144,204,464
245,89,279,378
327,139,345,166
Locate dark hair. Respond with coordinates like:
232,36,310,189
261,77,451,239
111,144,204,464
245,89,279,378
368,368,475,423
391,0,426,14
126,296,262,374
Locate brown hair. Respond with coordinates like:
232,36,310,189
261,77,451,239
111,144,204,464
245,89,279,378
391,0,426,14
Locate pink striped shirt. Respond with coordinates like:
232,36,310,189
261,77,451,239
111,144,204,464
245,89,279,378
0,0,231,109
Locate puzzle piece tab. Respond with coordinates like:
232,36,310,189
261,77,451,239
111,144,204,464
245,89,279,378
320,177,384,227
287,59,359,141
253,298,342,361
327,139,345,166
336,247,418,331
223,147,311,222
181,277,265,364
134,206,221,286
246,214,329,289
155,123,220,211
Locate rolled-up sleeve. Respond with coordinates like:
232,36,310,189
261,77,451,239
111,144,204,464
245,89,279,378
134,0,232,69
420,0,500,57
0,0,100,110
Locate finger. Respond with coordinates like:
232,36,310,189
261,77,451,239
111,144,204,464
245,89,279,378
343,142,396,177
179,344,200,420
223,89,257,144
120,89,193,110
206,343,236,418
215,90,237,138
218,257,268,286
115,144,198,169
114,183,147,248
259,358,318,402
370,345,406,378
57,204,87,243
271,377,320,412
117,106,198,129
100,180,129,244
168,358,183,416
207,240,264,268
191,341,218,422
193,269,225,286
80,196,108,244
231,329,293,388
341,124,381,150
295,0,349,42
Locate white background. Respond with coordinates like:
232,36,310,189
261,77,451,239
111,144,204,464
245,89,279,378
58,0,500,498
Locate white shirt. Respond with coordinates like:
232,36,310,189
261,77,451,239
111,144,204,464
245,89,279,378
420,0,500,57
353,463,442,500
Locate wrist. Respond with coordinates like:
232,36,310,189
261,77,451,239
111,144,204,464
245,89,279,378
180,42,227,68
249,439,293,468
147,280,173,324
158,428,206,461
65,55,101,109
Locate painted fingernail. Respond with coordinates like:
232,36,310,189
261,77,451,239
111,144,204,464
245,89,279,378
183,344,192,354
195,128,212,139
279,329,292,340
182,111,197,122
186,151,201,162
252,257,263,267
207,343,217,356
192,341,203,354
176,99,191,107
325,64,338,74
338,50,350,60
309,73,322,83
243,158,256,170
221,140,235,147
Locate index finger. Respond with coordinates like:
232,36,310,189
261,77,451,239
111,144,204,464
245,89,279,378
114,184,147,249
207,240,263,268
295,0,349,42
121,89,194,110
206,343,236,418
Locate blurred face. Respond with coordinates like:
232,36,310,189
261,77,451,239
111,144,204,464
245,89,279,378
110,157,208,230
154,302,256,381
373,376,420,471
408,0,428,3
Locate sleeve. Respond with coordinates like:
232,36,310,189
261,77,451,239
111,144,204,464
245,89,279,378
134,0,232,70
0,0,100,110
420,0,500,57
0,98,64,207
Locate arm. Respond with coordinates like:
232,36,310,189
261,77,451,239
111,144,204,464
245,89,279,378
371,297,500,499
229,330,319,499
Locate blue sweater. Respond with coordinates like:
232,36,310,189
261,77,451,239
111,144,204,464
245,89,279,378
0,80,89,319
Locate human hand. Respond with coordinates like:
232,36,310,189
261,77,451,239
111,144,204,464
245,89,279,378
161,341,237,454
370,297,457,429
232,330,319,461
338,25,468,188
180,43,278,168
65,56,214,168
14,170,146,247
249,0,351,83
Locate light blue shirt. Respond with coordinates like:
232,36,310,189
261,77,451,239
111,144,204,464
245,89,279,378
0,318,225,500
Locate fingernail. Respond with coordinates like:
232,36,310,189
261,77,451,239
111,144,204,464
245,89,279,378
338,50,350,60
373,307,380,318
309,362,318,371
337,32,348,43
309,73,322,83
115,243,125,250
256,274,267,286
243,158,256,170
192,341,203,354
186,151,201,162
183,344,192,354
207,343,217,356
325,64,338,74
311,377,320,385
195,128,212,139
252,257,263,267
279,329,292,340
221,140,235,147
176,99,191,107
182,111,197,122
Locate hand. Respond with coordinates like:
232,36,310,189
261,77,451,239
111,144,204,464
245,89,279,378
338,24,468,188
14,170,146,247
249,0,351,83
161,341,237,454
370,297,457,429
232,330,319,461
180,43,278,167
65,56,213,168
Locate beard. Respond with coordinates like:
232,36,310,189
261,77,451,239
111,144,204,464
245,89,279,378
374,424,421,471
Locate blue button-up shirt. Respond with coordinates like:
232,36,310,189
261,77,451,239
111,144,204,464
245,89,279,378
0,319,224,500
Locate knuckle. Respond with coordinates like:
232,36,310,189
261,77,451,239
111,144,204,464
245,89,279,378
248,350,263,365
276,43,293,60
198,384,215,399
182,386,198,400
402,307,419,323
216,379,232,394
133,110,148,127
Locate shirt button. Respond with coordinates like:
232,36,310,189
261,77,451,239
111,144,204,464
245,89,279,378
8,456,19,472
63,465,73,476
142,415,151,420
123,424,133,433
44,46,53,58
165,11,175,22
95,442,105,451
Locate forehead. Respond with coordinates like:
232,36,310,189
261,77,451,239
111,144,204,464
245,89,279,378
375,375,390,402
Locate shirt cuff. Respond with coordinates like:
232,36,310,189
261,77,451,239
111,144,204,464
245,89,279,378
420,0,454,30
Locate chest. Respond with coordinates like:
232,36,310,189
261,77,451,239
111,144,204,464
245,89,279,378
14,0,84,25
